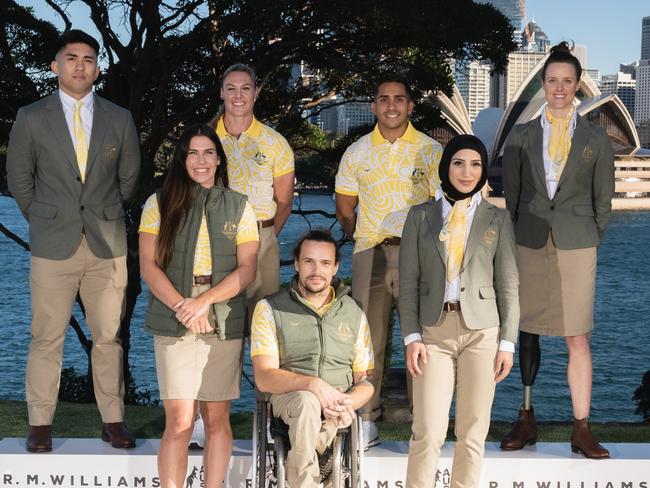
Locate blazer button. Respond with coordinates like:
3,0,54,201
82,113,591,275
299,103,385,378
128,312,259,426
550,205,555,210
80,205,85,211
76,176,81,182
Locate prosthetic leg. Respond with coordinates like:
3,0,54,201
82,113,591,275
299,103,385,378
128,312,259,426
500,331,540,450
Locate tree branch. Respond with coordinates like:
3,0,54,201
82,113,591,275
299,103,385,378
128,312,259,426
43,0,72,31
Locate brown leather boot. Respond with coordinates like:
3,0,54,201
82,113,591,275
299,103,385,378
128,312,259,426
570,417,609,459
500,407,537,450
101,422,136,449
26,425,52,453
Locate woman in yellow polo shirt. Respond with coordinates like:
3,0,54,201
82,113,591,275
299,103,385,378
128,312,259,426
139,124,259,487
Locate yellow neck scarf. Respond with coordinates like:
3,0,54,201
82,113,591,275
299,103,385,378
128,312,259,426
546,106,574,179
439,198,470,282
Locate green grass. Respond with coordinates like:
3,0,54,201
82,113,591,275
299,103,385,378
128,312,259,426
2,400,649,442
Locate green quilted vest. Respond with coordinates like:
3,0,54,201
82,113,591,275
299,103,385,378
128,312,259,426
144,185,248,339
266,277,363,391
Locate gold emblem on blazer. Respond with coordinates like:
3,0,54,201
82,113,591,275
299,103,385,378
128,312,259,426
104,144,118,161
222,221,238,239
581,145,594,162
482,227,497,246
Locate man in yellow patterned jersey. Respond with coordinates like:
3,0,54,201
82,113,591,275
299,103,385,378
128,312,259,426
252,230,373,488
335,75,442,447
213,63,294,312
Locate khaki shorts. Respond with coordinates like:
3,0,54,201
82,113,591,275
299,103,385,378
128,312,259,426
154,284,244,401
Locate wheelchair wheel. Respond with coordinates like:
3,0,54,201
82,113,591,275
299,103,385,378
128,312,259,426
253,400,271,488
273,435,286,488
333,416,364,488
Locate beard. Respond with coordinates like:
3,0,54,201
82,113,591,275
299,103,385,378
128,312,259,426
299,275,330,295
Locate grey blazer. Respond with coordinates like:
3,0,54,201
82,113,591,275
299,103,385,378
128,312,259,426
502,115,615,250
398,198,520,343
7,93,140,260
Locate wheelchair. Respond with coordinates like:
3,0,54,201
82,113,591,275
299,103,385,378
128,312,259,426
251,396,364,488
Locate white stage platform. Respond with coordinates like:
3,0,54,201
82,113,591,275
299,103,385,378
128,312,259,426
1,438,648,487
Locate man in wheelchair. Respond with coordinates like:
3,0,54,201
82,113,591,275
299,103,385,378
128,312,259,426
251,229,374,488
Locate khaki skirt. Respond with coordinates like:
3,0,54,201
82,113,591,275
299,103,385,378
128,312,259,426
154,284,244,401
517,236,596,336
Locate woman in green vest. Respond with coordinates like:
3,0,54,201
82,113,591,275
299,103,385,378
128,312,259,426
139,124,259,487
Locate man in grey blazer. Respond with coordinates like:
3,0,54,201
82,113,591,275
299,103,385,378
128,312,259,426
6,30,140,452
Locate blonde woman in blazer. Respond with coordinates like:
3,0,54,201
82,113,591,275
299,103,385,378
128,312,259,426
501,43,615,459
400,135,519,488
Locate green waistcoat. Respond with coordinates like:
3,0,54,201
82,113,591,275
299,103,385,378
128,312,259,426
144,185,248,339
267,277,364,391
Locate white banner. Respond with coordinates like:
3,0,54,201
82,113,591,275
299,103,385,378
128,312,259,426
1,439,648,488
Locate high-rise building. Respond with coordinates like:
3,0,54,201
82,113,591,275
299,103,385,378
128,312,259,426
475,0,525,30
573,45,588,69
641,16,650,60
521,20,550,52
636,60,650,125
584,69,600,84
601,72,636,117
493,50,546,108
456,61,492,122
620,62,638,79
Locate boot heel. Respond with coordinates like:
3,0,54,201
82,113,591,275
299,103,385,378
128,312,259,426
571,445,582,454
527,438,537,446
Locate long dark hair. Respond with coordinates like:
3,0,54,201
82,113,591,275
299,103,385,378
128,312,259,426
541,41,582,81
156,124,229,269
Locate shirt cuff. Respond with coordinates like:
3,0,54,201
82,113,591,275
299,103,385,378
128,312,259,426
404,333,422,346
499,339,515,353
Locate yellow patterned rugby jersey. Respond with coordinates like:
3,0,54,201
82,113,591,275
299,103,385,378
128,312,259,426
216,117,294,221
138,194,259,276
335,122,442,253
250,296,375,373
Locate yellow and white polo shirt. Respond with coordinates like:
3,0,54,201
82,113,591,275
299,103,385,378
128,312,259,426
250,290,374,373
216,117,294,221
139,194,259,276
335,122,442,253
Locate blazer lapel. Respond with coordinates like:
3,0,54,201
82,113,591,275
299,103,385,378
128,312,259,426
425,199,446,262
462,200,493,269
556,115,589,192
527,118,547,192
45,94,80,177
86,94,110,176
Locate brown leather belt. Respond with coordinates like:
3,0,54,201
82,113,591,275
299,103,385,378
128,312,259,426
258,219,274,229
193,275,212,285
377,236,401,246
443,302,461,312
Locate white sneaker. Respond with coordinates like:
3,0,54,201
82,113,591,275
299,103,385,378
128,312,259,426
362,420,380,450
189,415,205,450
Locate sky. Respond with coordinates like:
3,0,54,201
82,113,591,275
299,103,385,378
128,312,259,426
525,0,648,75
22,0,649,77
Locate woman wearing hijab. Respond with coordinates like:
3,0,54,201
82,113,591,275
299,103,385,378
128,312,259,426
501,42,615,459
399,135,519,488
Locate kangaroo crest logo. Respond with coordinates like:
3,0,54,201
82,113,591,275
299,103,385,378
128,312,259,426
185,465,204,488
223,220,238,239
411,168,426,185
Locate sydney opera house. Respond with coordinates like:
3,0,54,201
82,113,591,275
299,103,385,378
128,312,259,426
433,53,650,208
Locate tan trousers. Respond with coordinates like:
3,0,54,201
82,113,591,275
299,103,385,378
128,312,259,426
247,225,280,311
27,236,127,425
406,312,499,488
352,244,400,422
270,391,339,488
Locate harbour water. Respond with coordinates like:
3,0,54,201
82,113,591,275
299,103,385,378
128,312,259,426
0,194,648,422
